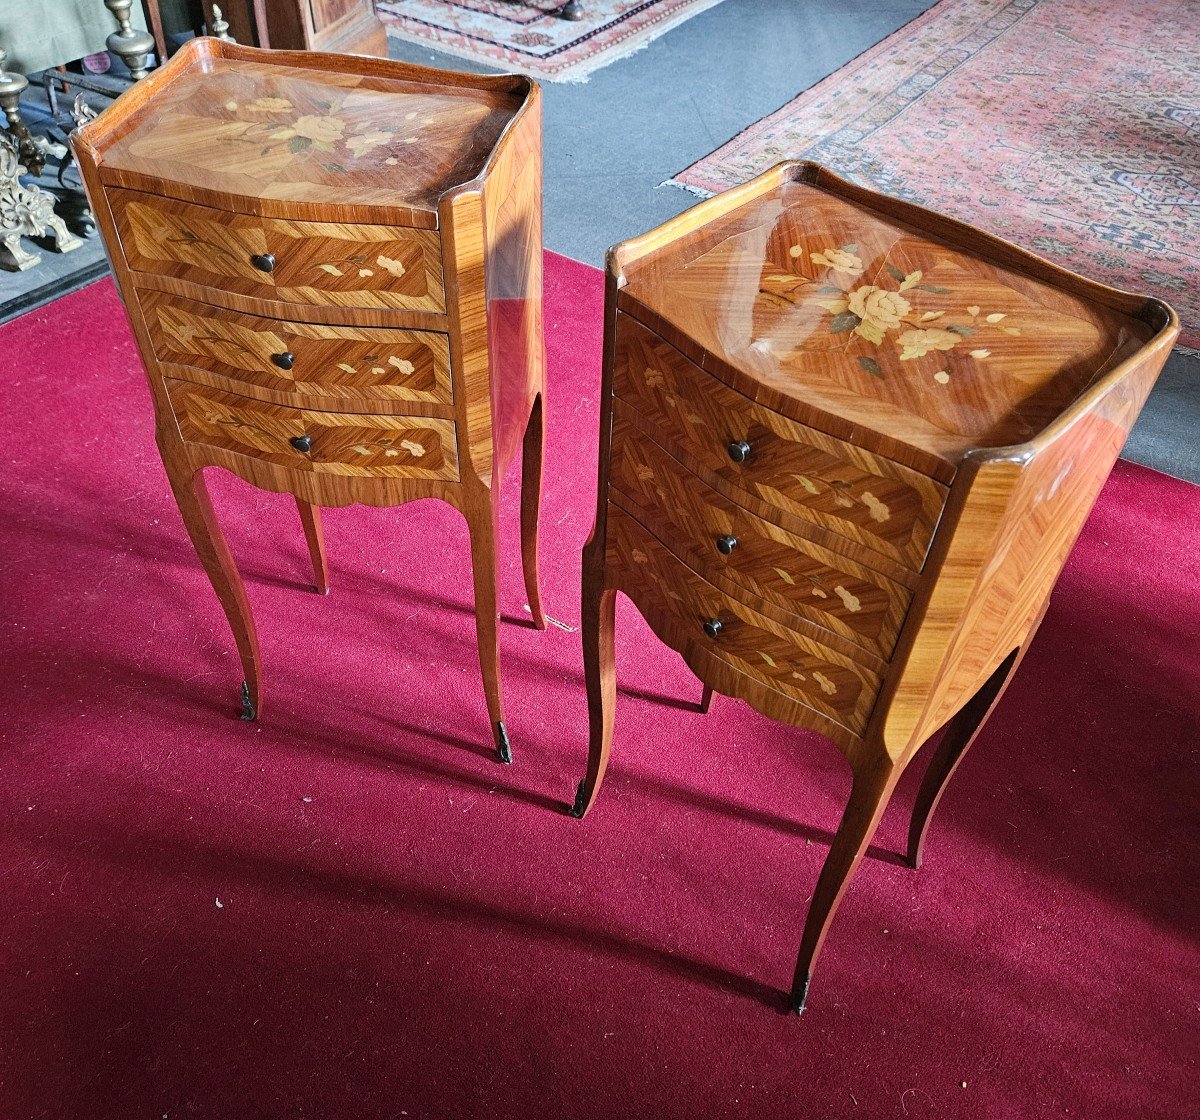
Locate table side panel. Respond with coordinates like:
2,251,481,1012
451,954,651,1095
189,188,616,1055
882,341,1172,760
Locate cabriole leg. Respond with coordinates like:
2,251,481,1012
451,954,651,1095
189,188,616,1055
699,683,714,714
295,498,330,596
906,646,1023,870
164,460,262,720
520,391,546,630
791,757,900,1014
468,497,509,763
569,580,616,818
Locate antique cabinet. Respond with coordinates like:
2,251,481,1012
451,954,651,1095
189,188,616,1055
574,161,1178,1011
235,0,389,57
72,37,546,763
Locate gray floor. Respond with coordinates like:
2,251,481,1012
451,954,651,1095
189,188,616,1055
390,0,1198,483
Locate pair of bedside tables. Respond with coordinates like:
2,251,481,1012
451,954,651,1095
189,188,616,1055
75,40,1177,1012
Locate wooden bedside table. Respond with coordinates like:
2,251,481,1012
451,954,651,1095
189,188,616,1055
72,38,546,763
573,161,1177,1011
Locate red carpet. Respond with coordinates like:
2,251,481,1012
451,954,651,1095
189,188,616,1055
1,255,1197,1119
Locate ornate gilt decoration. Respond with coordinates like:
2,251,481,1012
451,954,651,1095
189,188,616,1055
0,41,45,178
0,131,83,272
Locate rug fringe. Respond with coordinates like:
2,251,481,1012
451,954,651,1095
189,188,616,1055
659,178,714,199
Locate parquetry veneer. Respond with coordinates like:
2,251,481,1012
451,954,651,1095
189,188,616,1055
573,161,1178,1012
72,38,547,762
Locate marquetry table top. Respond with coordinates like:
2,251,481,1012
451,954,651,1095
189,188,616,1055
619,176,1159,470
97,44,526,215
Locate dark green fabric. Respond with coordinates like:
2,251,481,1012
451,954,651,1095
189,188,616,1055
0,0,150,75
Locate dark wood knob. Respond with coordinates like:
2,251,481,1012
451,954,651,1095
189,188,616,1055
289,434,313,453
727,439,752,464
251,253,275,273
272,351,295,370
715,535,738,555
702,618,724,638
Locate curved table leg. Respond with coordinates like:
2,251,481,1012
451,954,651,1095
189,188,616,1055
164,460,262,721
469,494,509,763
520,391,546,631
791,756,900,1014
906,645,1026,869
570,578,616,818
295,499,330,596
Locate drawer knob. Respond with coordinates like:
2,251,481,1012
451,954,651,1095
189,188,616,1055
272,351,295,370
290,434,313,453
251,253,276,273
715,535,739,555
727,439,752,464
702,618,724,639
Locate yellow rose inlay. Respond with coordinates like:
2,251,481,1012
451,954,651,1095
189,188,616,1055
897,327,960,361
809,247,864,276
293,114,345,143
847,285,911,345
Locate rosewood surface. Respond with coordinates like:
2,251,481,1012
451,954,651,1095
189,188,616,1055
72,37,547,761
576,160,1178,1012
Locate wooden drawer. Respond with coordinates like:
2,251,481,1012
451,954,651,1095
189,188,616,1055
606,506,881,735
609,412,911,660
167,380,459,480
141,291,453,407
112,190,444,313
613,313,946,570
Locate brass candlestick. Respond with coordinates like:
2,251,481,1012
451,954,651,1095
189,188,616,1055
104,0,157,80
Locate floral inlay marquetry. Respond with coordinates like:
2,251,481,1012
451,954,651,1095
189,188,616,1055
628,181,1147,463
101,58,521,212
758,241,1024,386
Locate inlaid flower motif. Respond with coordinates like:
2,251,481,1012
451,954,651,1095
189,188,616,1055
247,97,293,113
346,129,391,157
896,327,960,361
808,246,864,275
292,114,346,143
756,243,1020,381
846,285,912,344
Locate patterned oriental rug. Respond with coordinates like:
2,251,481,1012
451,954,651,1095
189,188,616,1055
377,0,727,82
670,0,1200,348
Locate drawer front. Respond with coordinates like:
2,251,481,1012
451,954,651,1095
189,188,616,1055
142,292,452,406
609,413,910,659
113,191,444,312
167,380,458,480
606,506,881,735
614,314,946,570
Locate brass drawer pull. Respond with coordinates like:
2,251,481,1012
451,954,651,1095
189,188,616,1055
702,618,724,638
289,434,313,453
272,351,295,370
715,534,738,555
251,253,276,273
727,439,752,463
